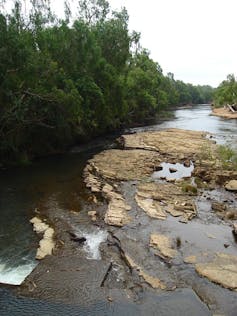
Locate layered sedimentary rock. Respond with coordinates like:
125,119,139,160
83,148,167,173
121,128,210,159
195,253,237,291
136,182,197,222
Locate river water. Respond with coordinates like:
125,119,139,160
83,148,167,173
0,105,236,314
0,150,101,285
129,105,237,148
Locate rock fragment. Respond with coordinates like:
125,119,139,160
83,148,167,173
30,217,55,260
135,195,167,220
88,211,97,221
84,164,132,227
124,254,166,289
150,234,177,259
135,182,197,221
105,196,131,227
195,253,237,291
184,255,197,264
225,180,237,191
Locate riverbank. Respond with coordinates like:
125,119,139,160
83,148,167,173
12,127,237,315
211,106,237,119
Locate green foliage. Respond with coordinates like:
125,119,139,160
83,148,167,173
217,145,237,170
214,74,237,106
198,143,213,162
126,50,163,122
181,182,198,194
0,0,215,165
194,177,208,189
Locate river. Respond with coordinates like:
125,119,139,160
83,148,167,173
129,104,237,148
0,104,236,315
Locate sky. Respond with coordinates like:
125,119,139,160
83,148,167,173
3,0,237,87
108,0,237,87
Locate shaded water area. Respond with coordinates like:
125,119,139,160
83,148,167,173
0,105,237,315
0,145,109,285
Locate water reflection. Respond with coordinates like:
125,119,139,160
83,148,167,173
152,162,194,180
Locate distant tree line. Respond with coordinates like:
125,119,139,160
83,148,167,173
0,0,214,164
214,74,237,107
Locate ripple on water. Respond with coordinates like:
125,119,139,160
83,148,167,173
0,288,211,316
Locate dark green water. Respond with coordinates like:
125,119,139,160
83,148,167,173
0,149,99,285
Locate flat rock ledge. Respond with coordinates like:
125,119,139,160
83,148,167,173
195,253,237,291
30,217,55,260
83,128,235,227
121,128,210,158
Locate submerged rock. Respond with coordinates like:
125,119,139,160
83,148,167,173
124,254,166,289
88,210,97,222
184,255,197,264
195,253,237,291
211,202,226,213
150,234,177,259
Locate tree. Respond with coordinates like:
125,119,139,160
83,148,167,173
125,50,166,122
0,0,215,165
78,0,109,24
214,74,237,106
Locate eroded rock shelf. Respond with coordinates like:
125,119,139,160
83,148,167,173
84,128,237,298
19,128,237,316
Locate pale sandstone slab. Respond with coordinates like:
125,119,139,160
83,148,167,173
225,180,237,191
135,195,167,220
195,253,237,291
85,149,162,181
122,129,210,158
150,234,177,259
233,223,237,234
30,217,55,260
105,197,131,227
84,165,132,227
212,107,237,119
184,255,197,264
